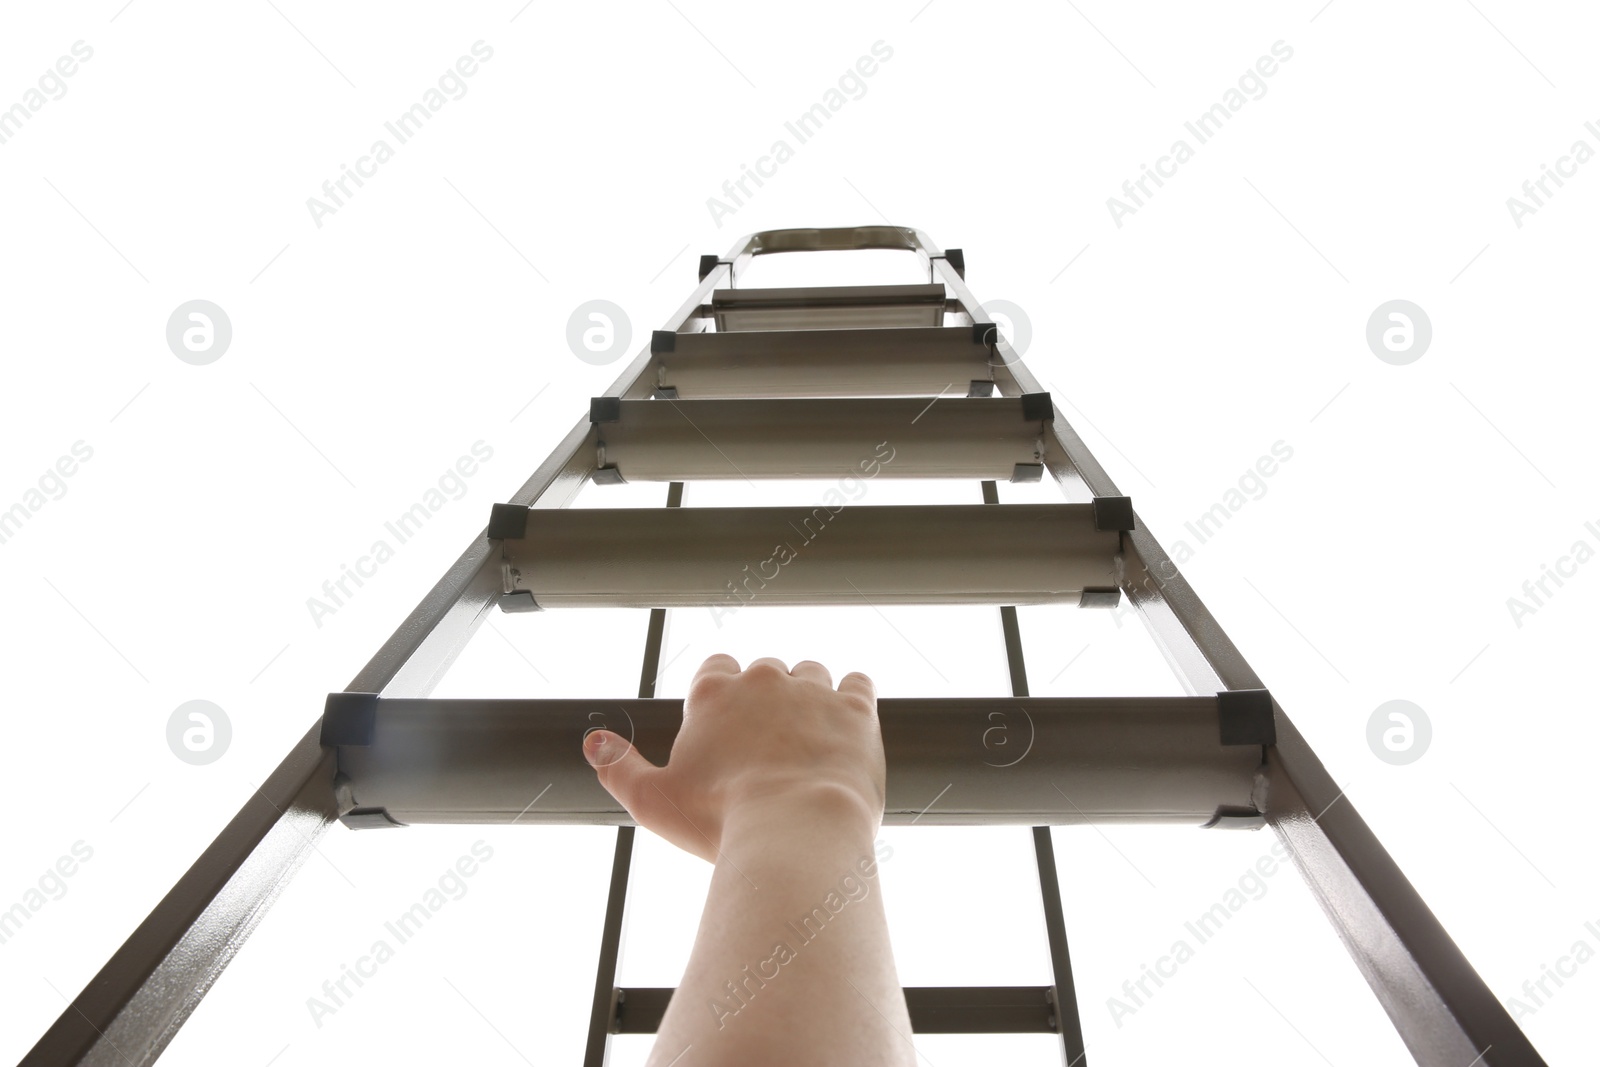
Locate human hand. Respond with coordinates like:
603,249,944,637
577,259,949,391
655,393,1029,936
583,654,885,863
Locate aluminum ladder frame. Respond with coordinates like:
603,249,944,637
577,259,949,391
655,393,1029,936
22,225,1545,1066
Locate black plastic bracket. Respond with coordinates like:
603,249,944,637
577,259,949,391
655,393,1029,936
488,502,531,540
653,386,680,400
697,254,720,282
1092,496,1135,532
967,380,995,398
1218,688,1276,746
592,466,626,486
1078,587,1121,609
590,396,622,423
320,692,379,747
1203,805,1267,830
650,329,676,354
945,248,965,278
342,807,406,830
972,321,1000,346
1021,392,1054,422
1011,463,1043,484
499,590,541,613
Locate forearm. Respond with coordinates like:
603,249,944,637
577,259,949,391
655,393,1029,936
650,791,915,1067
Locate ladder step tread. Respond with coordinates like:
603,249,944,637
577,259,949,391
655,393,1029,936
491,503,1121,608
592,395,1050,481
712,283,946,331
650,326,995,398
330,696,1262,828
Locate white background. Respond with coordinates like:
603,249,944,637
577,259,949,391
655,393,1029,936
2,2,1597,1064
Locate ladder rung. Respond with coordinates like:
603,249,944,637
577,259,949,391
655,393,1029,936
712,283,946,331
592,396,1049,481
328,696,1262,828
489,503,1119,608
613,985,1057,1035
653,326,994,398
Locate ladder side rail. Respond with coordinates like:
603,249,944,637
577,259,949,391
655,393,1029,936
1264,715,1547,1066
918,231,1543,1065
20,731,336,1067
22,233,763,1067
348,415,592,697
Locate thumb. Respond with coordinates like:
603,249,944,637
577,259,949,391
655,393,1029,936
584,730,663,823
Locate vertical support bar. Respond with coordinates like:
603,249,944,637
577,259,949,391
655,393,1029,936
981,480,1028,699
999,604,1028,697
1033,828,1090,1066
582,482,684,1066
637,606,672,701
632,483,684,702
981,481,1089,1064
583,827,637,1067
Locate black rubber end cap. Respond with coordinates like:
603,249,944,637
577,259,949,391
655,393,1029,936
1078,587,1121,609
1218,689,1276,746
488,502,531,540
499,590,541,613
1202,805,1267,830
1011,462,1044,484
651,330,677,354
1021,392,1054,422
321,692,379,747
590,396,622,423
342,807,406,830
1092,496,1134,532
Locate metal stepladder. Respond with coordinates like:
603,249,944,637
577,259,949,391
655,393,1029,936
26,226,1545,1066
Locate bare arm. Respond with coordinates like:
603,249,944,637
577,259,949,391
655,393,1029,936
584,654,916,1067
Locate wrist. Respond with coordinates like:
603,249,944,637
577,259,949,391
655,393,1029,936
720,781,882,850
